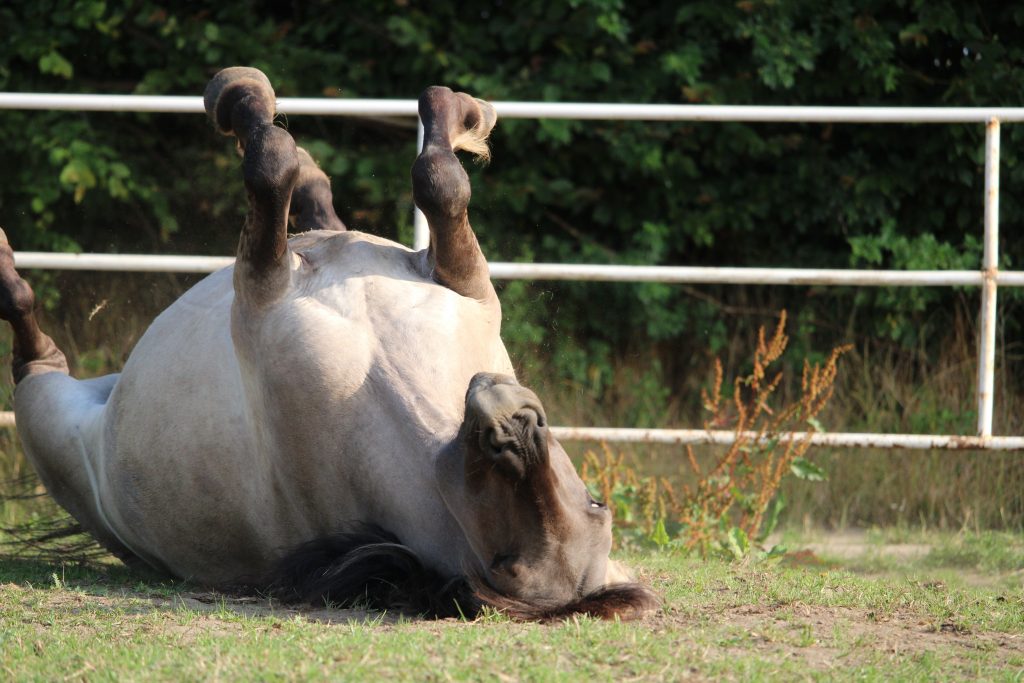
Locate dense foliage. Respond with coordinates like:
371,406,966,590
1,0,1022,410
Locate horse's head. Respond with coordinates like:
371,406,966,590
437,373,657,619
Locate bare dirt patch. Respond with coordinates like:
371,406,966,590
769,529,932,563
650,601,1024,674
803,530,932,561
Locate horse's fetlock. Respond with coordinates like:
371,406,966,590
0,233,35,322
242,126,300,197
3,277,35,321
412,148,471,219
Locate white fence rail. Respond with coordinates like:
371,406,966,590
1,92,1022,450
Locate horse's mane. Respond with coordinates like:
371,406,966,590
258,524,658,621
258,525,479,618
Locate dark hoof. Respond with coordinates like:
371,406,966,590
204,67,276,137
0,228,35,323
418,87,497,162
451,94,496,161
458,93,497,140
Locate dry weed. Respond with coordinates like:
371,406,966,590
582,311,851,557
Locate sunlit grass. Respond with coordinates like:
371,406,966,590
2,529,1022,680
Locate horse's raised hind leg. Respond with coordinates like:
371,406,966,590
205,67,343,306
412,87,497,301
0,229,68,383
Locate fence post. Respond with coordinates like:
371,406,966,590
977,118,1000,437
412,117,429,251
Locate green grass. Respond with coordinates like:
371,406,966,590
2,531,1023,681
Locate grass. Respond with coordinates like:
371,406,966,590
2,528,1023,681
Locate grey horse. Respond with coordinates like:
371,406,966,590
0,67,656,619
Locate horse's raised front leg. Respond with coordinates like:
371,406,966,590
204,68,344,306
412,87,497,301
292,147,346,233
0,229,68,383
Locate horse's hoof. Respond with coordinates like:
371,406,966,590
452,92,496,162
464,94,497,139
418,87,496,163
204,67,276,137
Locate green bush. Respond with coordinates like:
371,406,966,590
1,1,1021,409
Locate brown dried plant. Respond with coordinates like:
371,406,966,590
581,311,852,557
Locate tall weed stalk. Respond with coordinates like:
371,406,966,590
582,312,850,558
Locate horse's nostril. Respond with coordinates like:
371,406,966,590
514,408,542,430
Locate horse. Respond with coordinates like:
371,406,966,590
0,67,657,620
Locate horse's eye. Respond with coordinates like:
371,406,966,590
588,495,606,510
491,553,516,572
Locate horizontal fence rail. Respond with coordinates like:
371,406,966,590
6,92,1024,123
550,428,1024,451
0,408,1018,450
12,252,1024,287
0,93,1021,451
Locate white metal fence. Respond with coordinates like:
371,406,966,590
1,93,1022,450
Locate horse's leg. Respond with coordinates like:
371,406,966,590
291,147,346,233
412,87,497,301
206,67,345,308
0,229,141,563
0,229,68,382
204,67,293,306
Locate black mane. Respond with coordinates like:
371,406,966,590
260,525,480,618
259,524,659,621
